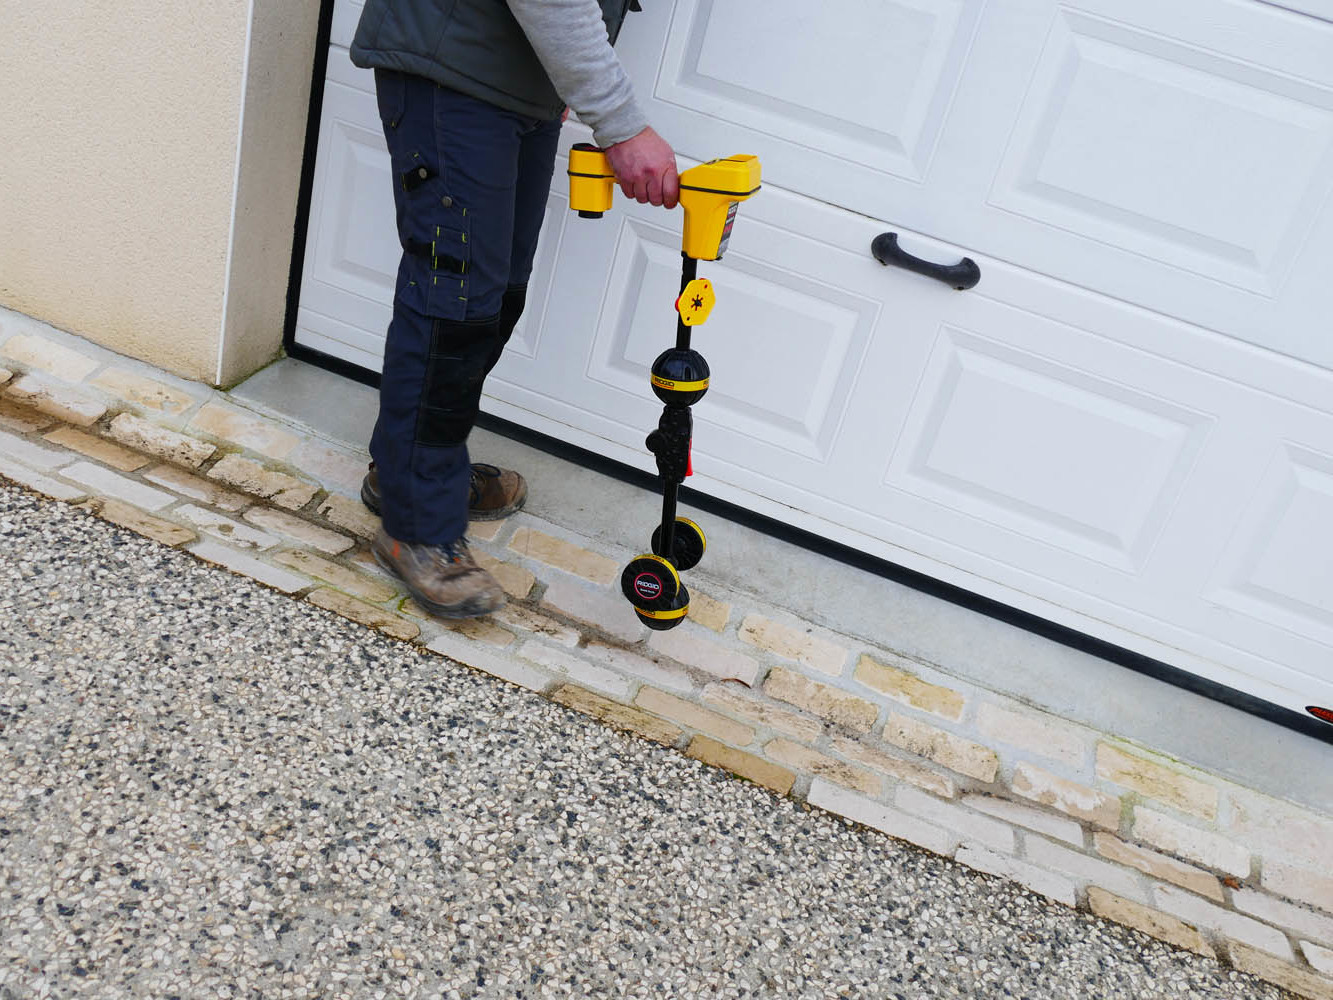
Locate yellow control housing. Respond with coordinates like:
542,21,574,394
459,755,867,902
567,148,761,259
678,155,761,261
567,143,616,217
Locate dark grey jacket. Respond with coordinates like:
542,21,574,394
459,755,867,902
351,0,646,144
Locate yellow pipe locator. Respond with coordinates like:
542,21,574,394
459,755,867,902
567,144,762,629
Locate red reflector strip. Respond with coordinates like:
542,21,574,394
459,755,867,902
1307,706,1333,725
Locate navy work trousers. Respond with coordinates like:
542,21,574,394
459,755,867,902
370,69,562,545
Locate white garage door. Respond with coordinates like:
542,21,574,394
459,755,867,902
294,0,1333,722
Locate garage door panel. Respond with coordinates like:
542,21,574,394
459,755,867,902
990,7,1333,297
1209,444,1333,647
653,0,984,182
304,98,398,307
496,190,569,367
330,0,363,49
885,325,1212,573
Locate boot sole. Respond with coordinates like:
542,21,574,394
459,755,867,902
371,547,505,621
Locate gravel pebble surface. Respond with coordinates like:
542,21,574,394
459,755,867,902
0,482,1290,999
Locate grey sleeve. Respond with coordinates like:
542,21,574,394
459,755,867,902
505,0,649,146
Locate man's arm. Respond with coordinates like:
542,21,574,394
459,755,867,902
506,0,679,208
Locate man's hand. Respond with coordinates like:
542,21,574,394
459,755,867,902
605,127,679,209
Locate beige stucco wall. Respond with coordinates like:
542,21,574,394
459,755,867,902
0,1,321,387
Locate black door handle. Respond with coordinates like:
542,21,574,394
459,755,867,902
871,232,980,290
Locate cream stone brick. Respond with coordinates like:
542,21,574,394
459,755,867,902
686,590,730,632
472,549,536,601
1024,837,1148,903
90,368,196,415
686,736,795,795
976,702,1088,768
854,653,964,721
208,455,318,510
1133,808,1250,878
109,414,216,468
188,540,309,594
307,588,419,643
0,427,75,470
1231,793,1333,872
434,616,515,647
43,427,148,472
552,685,683,746
288,439,367,495
491,604,578,646
175,505,279,550
318,493,380,538
896,786,1015,853
763,667,877,734
765,739,879,795
1305,942,1333,977
271,550,397,603
882,712,999,783
830,735,958,799
1096,742,1218,821
738,615,847,676
60,461,173,511
1093,833,1224,902
243,507,353,556
78,499,196,547
1234,889,1333,947
0,457,86,501
1264,861,1333,916
703,682,824,743
1011,762,1121,830
518,642,634,701
190,402,300,460
635,688,755,746
8,374,106,426
465,518,502,541
508,525,618,584
541,577,645,643
1,334,98,382
807,779,957,857
962,795,1083,846
1230,943,1333,1000
1087,888,1214,958
583,641,698,695
426,630,552,692
1154,885,1294,959
955,845,1077,907
141,464,249,512
0,398,55,433
649,626,761,687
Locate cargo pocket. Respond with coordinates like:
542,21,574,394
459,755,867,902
391,155,472,322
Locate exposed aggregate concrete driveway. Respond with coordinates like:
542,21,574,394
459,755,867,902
0,483,1288,999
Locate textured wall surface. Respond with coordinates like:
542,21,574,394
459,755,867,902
0,0,320,386
219,0,322,387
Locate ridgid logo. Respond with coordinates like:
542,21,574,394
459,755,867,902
633,573,663,601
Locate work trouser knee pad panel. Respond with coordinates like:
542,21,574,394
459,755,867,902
416,315,503,447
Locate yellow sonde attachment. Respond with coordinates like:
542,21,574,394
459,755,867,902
567,143,615,218
675,278,716,326
678,155,761,261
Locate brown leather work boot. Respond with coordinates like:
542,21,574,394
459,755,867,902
371,529,505,620
360,463,527,521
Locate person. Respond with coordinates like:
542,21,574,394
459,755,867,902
349,0,680,620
